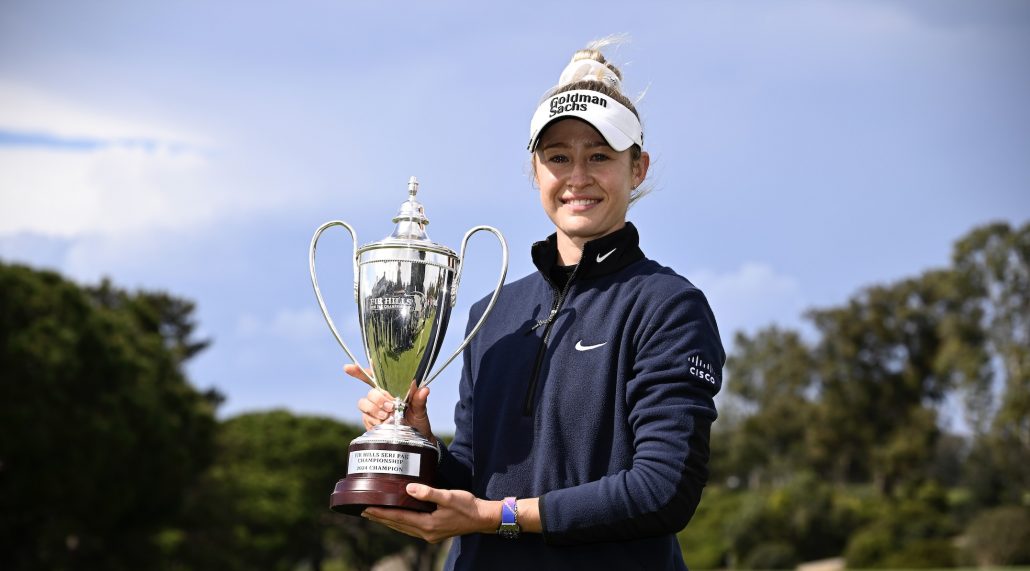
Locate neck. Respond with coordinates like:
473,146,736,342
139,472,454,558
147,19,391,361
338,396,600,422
556,235,582,265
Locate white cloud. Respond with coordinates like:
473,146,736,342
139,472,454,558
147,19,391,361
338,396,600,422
0,81,291,242
0,80,206,144
0,80,224,239
689,262,808,342
0,145,215,237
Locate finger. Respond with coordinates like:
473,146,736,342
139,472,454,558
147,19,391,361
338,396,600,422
367,387,395,408
359,389,394,418
343,364,375,388
356,397,377,417
409,387,431,418
358,397,392,422
406,483,447,505
362,389,393,416
363,506,428,528
409,385,430,406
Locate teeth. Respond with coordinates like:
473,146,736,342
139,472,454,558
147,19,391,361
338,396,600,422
566,199,599,206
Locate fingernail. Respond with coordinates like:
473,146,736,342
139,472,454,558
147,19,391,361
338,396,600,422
383,402,394,412
377,411,389,420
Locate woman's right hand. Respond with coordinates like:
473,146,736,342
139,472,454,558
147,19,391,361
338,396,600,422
345,364,435,442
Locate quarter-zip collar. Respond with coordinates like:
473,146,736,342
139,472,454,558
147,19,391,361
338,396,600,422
531,222,646,284
523,222,647,415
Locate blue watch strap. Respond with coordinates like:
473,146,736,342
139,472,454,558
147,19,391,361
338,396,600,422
498,496,520,539
501,497,517,525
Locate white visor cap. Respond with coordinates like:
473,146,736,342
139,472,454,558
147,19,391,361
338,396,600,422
528,90,643,153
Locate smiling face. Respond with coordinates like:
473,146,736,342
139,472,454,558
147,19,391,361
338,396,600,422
533,118,649,264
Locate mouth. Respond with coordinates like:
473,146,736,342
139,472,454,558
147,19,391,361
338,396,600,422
562,197,601,207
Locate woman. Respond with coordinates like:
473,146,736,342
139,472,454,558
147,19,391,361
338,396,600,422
346,39,724,570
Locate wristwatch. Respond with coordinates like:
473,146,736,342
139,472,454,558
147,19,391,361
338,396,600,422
497,496,520,539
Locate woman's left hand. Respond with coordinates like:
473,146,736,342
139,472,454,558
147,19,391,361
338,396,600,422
362,483,496,544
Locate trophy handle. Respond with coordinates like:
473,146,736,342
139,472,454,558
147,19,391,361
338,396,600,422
309,220,365,369
423,225,508,387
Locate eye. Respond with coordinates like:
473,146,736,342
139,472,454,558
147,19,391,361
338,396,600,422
590,152,612,162
546,154,570,164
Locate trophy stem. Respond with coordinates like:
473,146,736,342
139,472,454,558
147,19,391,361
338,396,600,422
392,397,406,427
331,401,440,516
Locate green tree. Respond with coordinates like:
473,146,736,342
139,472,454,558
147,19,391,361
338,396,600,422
723,474,862,566
89,280,211,367
0,262,217,570
961,506,1030,566
806,268,987,494
953,221,1030,506
844,481,959,568
723,327,817,488
677,487,741,569
169,410,428,571
690,221,1027,567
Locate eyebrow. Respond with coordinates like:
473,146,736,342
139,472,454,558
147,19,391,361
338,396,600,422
539,139,611,151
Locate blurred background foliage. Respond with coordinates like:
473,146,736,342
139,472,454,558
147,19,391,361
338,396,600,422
1,221,1028,570
681,221,1030,569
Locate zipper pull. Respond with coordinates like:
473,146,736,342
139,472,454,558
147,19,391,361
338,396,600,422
530,308,558,331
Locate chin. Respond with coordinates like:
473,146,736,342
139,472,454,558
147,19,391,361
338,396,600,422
560,227,603,242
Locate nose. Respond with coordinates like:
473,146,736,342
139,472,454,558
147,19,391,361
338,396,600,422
567,159,592,189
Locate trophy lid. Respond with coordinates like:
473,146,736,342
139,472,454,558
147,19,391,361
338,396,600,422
357,176,457,258
390,176,430,240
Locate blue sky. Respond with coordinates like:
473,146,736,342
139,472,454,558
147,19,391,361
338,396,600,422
2,1,1028,432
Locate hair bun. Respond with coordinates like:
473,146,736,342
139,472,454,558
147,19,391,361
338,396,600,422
557,58,622,92
571,49,623,78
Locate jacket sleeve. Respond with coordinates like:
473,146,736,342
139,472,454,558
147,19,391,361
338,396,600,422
538,287,723,545
435,304,480,491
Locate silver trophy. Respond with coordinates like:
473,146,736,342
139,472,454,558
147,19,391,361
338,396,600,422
309,176,507,514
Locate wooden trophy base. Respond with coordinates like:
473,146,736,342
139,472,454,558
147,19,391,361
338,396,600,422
330,438,438,517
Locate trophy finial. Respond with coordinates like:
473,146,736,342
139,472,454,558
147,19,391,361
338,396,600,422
391,176,429,240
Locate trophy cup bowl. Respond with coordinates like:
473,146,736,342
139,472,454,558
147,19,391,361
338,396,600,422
309,177,507,515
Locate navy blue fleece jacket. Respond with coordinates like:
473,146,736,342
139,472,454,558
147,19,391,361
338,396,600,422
437,223,723,570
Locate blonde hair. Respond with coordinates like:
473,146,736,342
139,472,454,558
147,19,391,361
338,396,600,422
548,36,639,123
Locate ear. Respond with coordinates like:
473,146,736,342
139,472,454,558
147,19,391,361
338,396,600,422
632,151,650,188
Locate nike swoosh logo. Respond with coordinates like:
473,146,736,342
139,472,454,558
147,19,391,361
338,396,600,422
575,340,608,351
596,248,616,263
